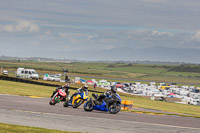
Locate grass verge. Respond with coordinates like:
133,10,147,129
127,110,200,118
0,123,79,133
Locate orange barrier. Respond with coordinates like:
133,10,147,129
75,81,81,84
121,100,133,110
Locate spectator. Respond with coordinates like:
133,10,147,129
65,76,68,82
94,83,97,90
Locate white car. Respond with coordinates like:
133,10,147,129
3,70,8,75
45,75,61,82
55,74,61,77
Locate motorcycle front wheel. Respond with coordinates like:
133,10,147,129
84,101,94,112
72,98,83,108
108,103,121,114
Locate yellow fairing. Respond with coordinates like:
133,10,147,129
72,92,88,105
83,92,88,99
72,94,80,105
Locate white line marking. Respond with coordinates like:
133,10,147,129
12,109,200,131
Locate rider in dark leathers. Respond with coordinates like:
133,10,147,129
94,85,119,105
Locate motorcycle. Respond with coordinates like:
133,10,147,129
63,90,88,108
49,89,67,105
83,93,121,114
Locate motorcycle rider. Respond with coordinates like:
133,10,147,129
51,84,70,100
70,85,89,100
94,85,119,105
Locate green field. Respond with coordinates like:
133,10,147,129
1,61,200,84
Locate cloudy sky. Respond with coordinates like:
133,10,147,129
0,0,200,60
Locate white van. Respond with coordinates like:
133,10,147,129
16,68,39,80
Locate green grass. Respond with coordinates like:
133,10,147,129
0,61,200,84
0,80,55,97
1,61,200,84
0,80,102,98
0,123,79,133
0,80,200,117
119,92,200,116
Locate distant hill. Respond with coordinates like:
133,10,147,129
64,46,200,64
1,46,200,64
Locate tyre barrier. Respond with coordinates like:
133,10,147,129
121,100,133,110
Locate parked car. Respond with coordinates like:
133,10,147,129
55,74,61,77
188,98,200,105
44,74,61,82
3,70,8,75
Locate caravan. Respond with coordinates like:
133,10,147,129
16,68,39,80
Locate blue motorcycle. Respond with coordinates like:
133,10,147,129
84,92,121,114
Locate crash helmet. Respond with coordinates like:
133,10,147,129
111,85,117,93
83,85,88,91
64,83,70,88
105,90,111,96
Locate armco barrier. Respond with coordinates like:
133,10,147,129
0,75,104,93
121,100,133,110
0,75,57,87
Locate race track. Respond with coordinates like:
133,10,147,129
0,94,200,133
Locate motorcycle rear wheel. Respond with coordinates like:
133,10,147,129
63,101,69,107
72,98,83,108
108,103,121,114
84,101,93,112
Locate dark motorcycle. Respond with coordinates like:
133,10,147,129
84,93,121,114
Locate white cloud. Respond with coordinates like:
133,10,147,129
127,30,173,39
151,30,173,37
88,35,97,39
140,0,172,3
0,20,40,32
192,31,200,41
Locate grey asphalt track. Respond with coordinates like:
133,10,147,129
0,94,200,133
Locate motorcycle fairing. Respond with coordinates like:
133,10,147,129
93,100,108,111
71,92,88,105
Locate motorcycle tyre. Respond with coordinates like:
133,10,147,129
108,104,121,114
72,98,83,108
63,101,69,107
49,100,56,105
84,101,93,112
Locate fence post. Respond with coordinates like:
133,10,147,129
0,66,3,75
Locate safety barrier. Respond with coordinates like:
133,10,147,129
121,100,133,110
0,75,103,93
